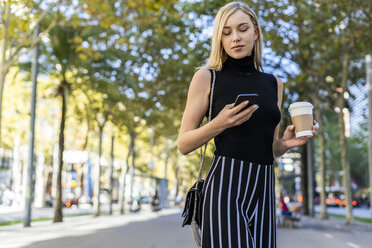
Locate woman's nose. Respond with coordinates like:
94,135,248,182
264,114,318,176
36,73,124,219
232,31,241,42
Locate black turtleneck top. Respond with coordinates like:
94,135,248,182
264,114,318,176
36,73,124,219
209,55,281,164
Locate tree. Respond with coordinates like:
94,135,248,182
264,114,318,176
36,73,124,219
313,97,327,219
47,23,81,222
0,0,60,144
260,0,372,222
348,119,368,189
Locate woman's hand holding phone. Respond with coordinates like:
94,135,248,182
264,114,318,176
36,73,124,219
234,94,259,109
212,97,259,130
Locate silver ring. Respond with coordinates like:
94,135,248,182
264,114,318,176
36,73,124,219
314,120,319,129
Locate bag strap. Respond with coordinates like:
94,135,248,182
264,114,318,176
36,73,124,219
196,69,216,183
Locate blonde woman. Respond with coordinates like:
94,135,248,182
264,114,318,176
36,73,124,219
177,2,317,247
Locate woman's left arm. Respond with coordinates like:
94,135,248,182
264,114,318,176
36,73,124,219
272,77,318,158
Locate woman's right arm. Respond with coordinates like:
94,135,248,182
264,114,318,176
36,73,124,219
177,69,258,155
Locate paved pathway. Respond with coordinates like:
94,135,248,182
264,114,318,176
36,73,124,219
314,205,372,219
1,208,372,248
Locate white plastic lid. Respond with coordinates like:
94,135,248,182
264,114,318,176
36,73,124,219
289,102,314,110
289,102,314,116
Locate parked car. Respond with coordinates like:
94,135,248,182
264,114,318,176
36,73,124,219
325,195,357,207
63,197,79,208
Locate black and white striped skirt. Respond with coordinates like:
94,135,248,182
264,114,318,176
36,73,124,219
201,155,276,248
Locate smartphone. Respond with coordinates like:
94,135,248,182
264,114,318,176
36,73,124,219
233,93,259,109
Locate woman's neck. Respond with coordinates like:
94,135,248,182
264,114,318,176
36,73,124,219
223,54,256,73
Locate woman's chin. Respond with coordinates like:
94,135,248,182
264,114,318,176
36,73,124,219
227,50,252,59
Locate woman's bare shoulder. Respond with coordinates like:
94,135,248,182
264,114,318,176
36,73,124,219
193,68,211,82
275,76,283,85
189,68,212,92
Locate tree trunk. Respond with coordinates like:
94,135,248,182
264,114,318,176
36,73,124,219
174,153,180,198
93,124,104,217
118,161,128,214
307,139,315,217
164,138,170,180
0,2,10,146
118,139,132,214
0,53,8,147
119,132,135,214
339,53,353,225
82,103,91,150
314,100,328,219
129,131,136,203
0,67,5,146
82,127,89,150
300,145,309,215
162,138,170,208
109,135,114,215
53,82,67,223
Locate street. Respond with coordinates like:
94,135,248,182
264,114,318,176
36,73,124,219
1,207,372,248
1,1,372,248
277,215,372,248
0,208,192,248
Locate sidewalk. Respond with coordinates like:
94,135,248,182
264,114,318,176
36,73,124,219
314,205,372,219
0,207,188,248
1,205,372,248
0,203,128,223
277,215,372,248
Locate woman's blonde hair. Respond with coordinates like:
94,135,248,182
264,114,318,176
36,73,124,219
204,1,263,71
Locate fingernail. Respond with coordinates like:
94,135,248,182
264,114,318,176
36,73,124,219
254,105,259,110
245,100,249,105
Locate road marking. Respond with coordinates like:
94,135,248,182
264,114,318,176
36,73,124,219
324,233,333,239
347,242,360,248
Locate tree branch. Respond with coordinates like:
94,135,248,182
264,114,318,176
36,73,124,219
362,9,372,22
7,0,61,65
0,2,9,73
25,0,61,40
0,1,5,25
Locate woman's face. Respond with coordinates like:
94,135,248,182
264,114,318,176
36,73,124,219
221,10,258,59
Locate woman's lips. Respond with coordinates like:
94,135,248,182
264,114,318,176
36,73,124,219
232,45,244,50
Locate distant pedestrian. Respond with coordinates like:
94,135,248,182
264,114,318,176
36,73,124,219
177,2,318,247
279,195,291,216
151,190,160,212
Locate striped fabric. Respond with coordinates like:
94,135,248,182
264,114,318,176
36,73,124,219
201,155,276,248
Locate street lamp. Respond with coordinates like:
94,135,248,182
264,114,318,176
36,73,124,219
93,113,105,217
365,54,372,220
109,129,115,215
147,126,155,171
24,25,40,227
129,117,139,204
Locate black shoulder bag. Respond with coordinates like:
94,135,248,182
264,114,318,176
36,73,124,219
181,70,216,248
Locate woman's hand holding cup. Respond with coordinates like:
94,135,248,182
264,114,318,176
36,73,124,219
282,101,319,149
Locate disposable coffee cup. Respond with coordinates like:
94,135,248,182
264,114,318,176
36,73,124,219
288,102,314,138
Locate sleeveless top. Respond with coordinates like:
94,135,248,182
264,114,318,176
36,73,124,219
209,55,281,165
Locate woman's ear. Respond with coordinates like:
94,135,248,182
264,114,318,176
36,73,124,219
254,29,258,40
